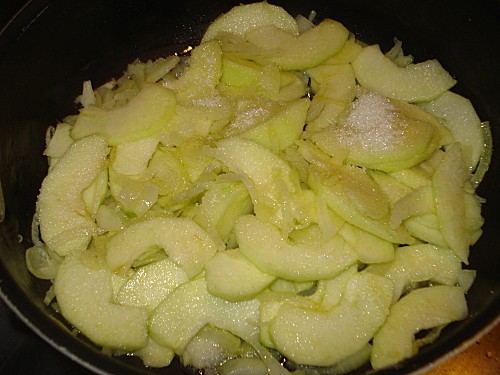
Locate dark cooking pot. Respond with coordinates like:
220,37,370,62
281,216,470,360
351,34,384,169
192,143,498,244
0,0,499,374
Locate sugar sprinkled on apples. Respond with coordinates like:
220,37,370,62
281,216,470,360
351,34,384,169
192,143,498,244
340,91,407,152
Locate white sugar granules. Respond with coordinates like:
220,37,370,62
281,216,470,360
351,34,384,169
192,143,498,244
339,91,407,152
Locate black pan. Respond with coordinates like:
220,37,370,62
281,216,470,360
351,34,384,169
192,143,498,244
0,1,499,374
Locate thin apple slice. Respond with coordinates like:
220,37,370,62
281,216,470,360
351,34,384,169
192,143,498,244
37,135,109,256
205,248,275,301
106,217,217,277
311,92,445,172
201,2,299,43
308,167,414,245
111,135,159,176
239,98,310,151
149,278,259,353
270,272,393,366
54,252,149,351
352,44,456,102
208,137,302,229
366,244,462,301
193,179,253,245
371,286,468,369
115,258,188,311
72,84,176,145
419,91,484,171
167,40,223,102
432,143,471,263
235,215,357,281
245,19,349,70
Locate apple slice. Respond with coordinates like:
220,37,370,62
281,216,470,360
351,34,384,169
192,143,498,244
258,290,317,349
115,257,188,311
193,179,253,245
44,122,74,162
182,325,245,370
311,92,445,172
220,53,281,98
134,336,175,368
54,252,149,351
419,91,484,171
366,244,462,301
339,223,395,264
308,167,414,245
245,19,349,70
111,135,159,176
371,286,468,369
205,248,275,301
106,217,217,277
321,37,363,65
432,143,471,263
235,215,357,281
270,272,393,366
352,44,456,102
37,135,109,256
81,168,108,217
239,98,310,151
149,278,259,353
167,40,223,102
208,137,301,228
307,63,356,103
201,1,299,43
72,84,176,145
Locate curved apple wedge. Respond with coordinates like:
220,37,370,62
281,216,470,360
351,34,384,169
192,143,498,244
72,84,176,145
246,19,349,70
106,217,217,277
352,44,456,103
269,272,393,366
201,1,299,43
54,252,149,351
371,285,468,369
205,248,275,302
37,135,109,256
235,215,358,282
149,278,260,353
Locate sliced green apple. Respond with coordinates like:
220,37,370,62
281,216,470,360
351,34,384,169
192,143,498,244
149,278,259,353
193,179,253,245
352,44,456,102
371,286,468,369
201,1,299,43
235,215,358,281
54,251,149,351
419,91,484,171
366,244,462,301
308,166,414,245
339,223,395,264
311,91,445,172
269,272,393,366
244,19,349,70
37,135,109,256
106,217,217,277
111,135,159,176
239,98,310,151
167,40,223,102
205,248,275,302
208,137,301,228
72,84,177,145
432,143,471,263
115,257,188,311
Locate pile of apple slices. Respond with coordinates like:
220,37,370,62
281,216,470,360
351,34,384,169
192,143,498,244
27,2,491,374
